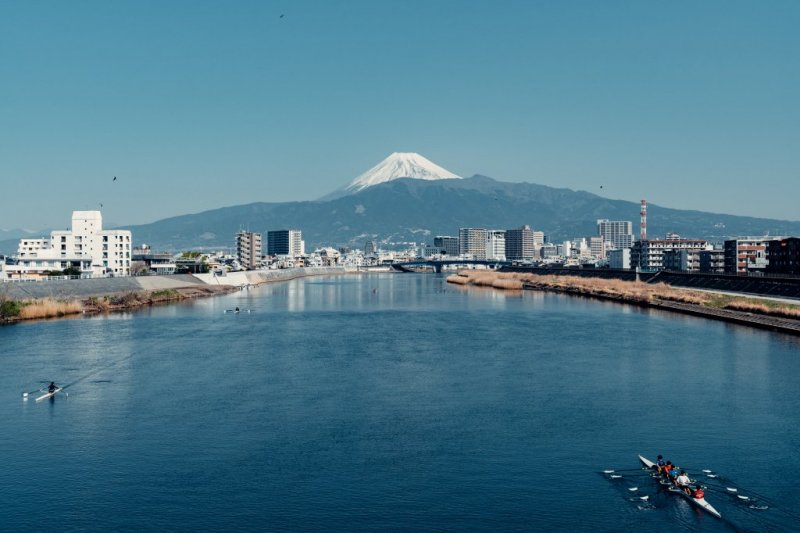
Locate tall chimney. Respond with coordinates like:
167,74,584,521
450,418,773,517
640,199,647,241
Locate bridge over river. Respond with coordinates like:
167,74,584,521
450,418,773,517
392,260,512,273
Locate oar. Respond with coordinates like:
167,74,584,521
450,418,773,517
703,485,763,505
603,468,647,474
22,386,45,399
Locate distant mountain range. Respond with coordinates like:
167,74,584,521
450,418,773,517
2,153,799,254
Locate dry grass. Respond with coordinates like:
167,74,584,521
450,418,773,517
17,298,83,319
447,270,800,320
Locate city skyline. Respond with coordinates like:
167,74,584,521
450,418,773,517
2,1,799,229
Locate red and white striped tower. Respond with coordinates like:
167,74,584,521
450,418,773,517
640,199,647,241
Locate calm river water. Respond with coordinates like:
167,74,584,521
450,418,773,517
2,273,799,531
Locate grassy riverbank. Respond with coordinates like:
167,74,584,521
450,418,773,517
0,285,235,323
447,270,800,320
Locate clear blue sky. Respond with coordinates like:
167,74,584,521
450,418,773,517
1,0,798,230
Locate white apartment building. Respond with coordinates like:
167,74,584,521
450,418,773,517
597,219,634,249
631,238,711,271
486,230,506,261
15,211,132,278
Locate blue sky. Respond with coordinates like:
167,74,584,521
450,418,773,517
1,0,798,230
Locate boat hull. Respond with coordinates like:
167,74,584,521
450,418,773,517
638,455,722,519
35,388,62,402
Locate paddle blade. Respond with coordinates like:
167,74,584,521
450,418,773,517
628,487,638,492
727,487,738,493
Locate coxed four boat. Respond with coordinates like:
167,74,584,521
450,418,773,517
638,454,721,519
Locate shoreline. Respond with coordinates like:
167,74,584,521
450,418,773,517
1,267,350,324
447,270,800,336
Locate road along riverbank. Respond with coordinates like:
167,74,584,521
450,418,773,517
1,267,347,323
447,270,800,336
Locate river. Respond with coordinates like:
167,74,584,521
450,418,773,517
2,273,798,531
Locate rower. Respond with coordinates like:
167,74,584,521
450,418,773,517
662,461,674,478
691,484,705,499
48,381,58,393
656,455,666,473
667,465,680,484
676,470,692,493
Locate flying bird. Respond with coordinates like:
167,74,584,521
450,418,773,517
113,176,117,181
280,14,284,18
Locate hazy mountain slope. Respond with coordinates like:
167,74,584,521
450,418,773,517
118,175,800,251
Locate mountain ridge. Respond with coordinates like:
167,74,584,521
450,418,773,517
2,175,798,254
88,175,800,251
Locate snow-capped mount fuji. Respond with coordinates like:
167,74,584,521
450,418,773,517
348,152,461,192
321,152,461,200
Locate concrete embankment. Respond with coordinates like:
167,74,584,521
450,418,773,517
2,274,206,300
194,266,347,288
1,267,347,301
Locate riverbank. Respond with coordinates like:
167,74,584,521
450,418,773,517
1,267,347,324
447,270,800,335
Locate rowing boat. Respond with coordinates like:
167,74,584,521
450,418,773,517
35,388,62,402
638,455,722,519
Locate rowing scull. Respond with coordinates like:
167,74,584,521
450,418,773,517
35,387,62,402
638,455,722,519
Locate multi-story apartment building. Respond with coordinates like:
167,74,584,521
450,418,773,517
608,248,631,269
699,249,725,273
433,236,459,257
236,231,262,270
723,237,782,274
589,236,605,259
505,225,538,261
631,238,711,271
15,211,131,278
268,229,304,257
459,228,488,259
663,249,705,272
364,240,377,256
597,219,634,249
766,237,800,275
485,230,506,261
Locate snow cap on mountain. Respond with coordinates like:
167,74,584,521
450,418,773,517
346,152,461,192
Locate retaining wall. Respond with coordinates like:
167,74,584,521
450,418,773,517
2,267,347,300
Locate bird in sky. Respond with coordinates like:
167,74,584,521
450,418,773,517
113,176,117,181
280,14,284,18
